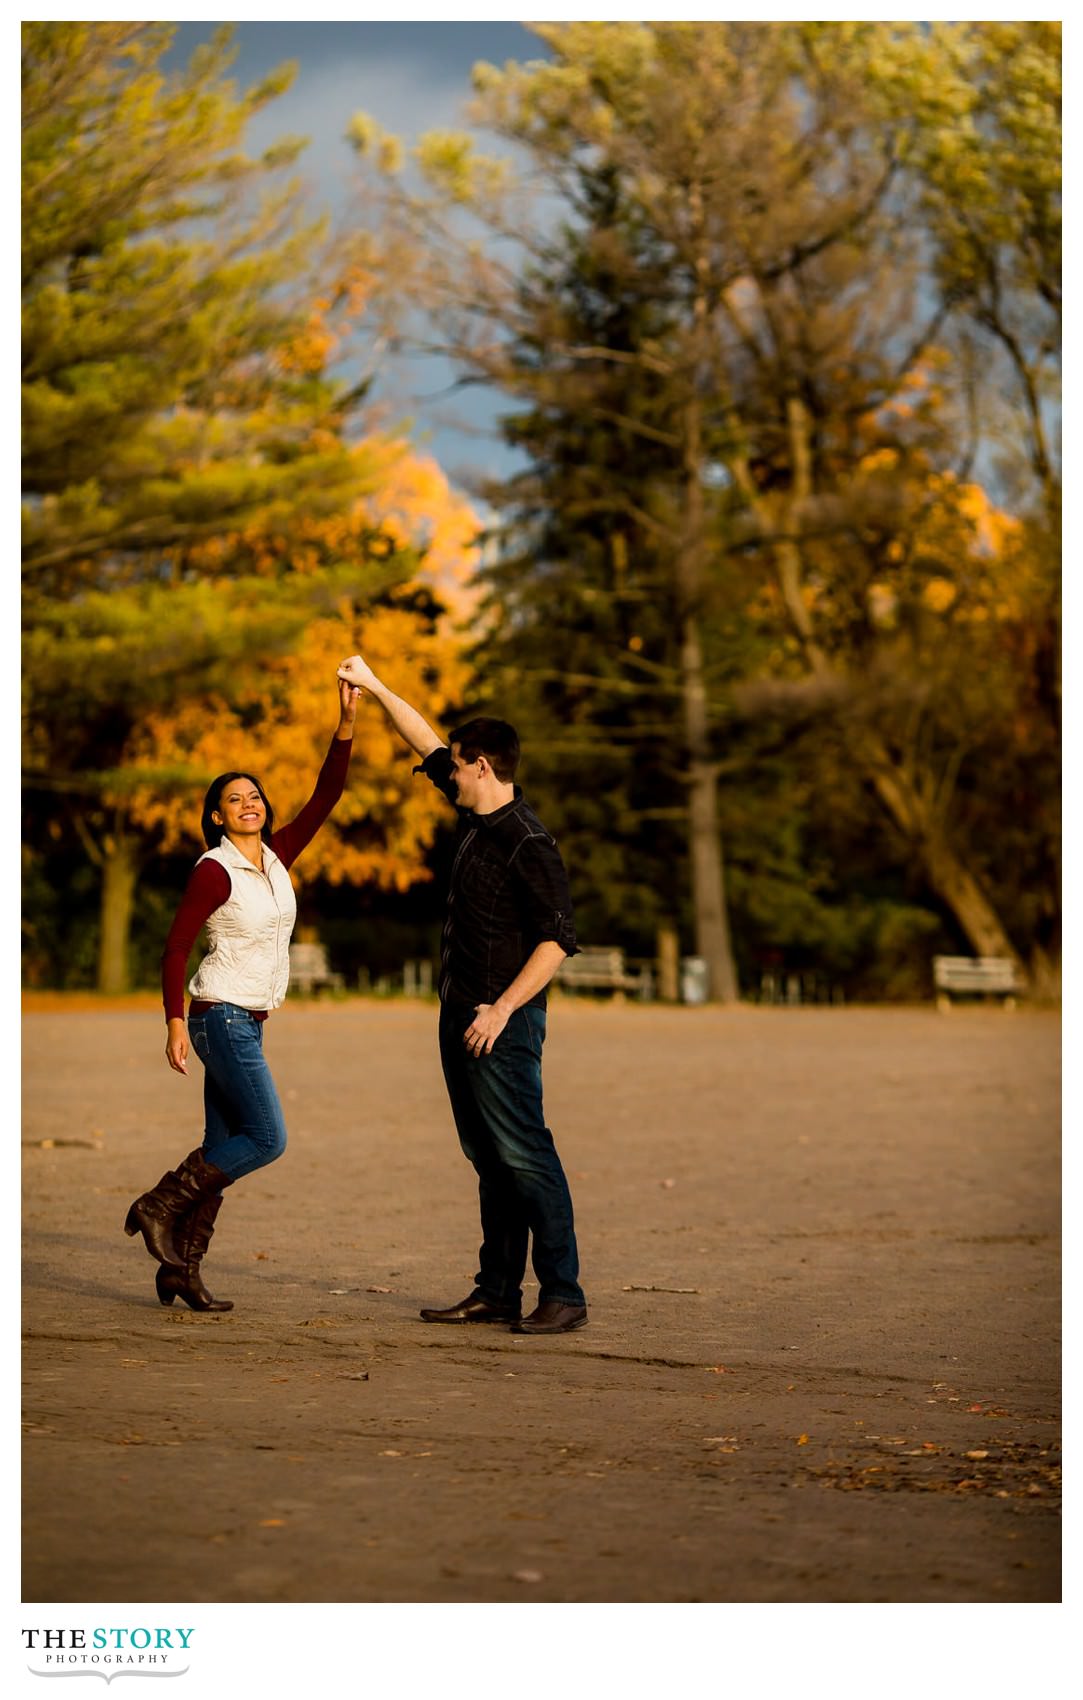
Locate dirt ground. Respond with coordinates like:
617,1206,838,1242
22,999,1060,1604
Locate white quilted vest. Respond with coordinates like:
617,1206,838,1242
187,836,298,1011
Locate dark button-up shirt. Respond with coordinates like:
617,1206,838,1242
413,745,579,1012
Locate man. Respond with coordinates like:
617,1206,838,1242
337,653,588,1335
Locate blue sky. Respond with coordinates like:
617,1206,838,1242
167,22,548,494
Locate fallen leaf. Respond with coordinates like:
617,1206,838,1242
967,1403,983,1413
367,1286,393,1294
706,1366,727,1375
966,1450,989,1461
796,1434,810,1446
623,1284,699,1294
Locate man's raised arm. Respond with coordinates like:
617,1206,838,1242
337,654,444,760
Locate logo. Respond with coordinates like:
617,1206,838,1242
23,1629,193,1684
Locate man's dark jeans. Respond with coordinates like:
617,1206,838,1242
439,1002,585,1308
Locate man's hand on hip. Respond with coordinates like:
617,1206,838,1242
464,1002,510,1056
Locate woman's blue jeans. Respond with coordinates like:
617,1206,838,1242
439,1002,585,1308
187,1003,288,1183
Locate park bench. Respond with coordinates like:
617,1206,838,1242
288,941,344,997
933,955,1022,1011
556,946,643,1001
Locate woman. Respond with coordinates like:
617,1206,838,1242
125,673,360,1311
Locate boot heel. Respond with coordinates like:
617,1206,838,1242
124,1205,140,1236
155,1268,178,1306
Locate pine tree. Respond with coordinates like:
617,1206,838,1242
21,24,482,991
22,23,364,586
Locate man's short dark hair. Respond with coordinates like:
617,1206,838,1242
449,717,520,783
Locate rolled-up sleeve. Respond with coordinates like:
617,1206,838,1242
507,834,580,958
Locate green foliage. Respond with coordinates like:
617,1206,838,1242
21,22,468,993
351,19,1059,994
22,562,405,794
855,21,1061,507
22,21,360,584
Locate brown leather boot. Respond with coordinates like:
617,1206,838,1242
155,1193,233,1312
125,1148,232,1268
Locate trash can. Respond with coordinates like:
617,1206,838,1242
680,955,709,1004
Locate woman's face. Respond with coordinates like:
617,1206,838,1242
213,777,266,839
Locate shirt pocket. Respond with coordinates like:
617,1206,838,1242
460,849,506,901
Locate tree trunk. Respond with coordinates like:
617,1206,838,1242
738,395,1028,981
656,924,680,1003
679,611,739,1001
674,191,740,1003
869,761,1026,975
1026,945,1061,1002
97,825,140,995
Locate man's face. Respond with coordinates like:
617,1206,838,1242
449,742,482,808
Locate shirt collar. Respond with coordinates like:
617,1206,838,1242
473,786,524,828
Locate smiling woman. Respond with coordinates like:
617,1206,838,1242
122,672,360,1313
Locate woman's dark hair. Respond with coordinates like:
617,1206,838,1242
201,772,275,850
449,717,521,782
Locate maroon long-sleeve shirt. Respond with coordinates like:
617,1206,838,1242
161,735,352,1022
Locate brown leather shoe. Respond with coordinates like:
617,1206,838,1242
419,1291,521,1324
512,1301,588,1334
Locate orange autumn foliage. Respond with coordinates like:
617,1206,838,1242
124,607,473,889
184,436,484,620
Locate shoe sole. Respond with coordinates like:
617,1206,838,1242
512,1317,589,1335
418,1313,521,1324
